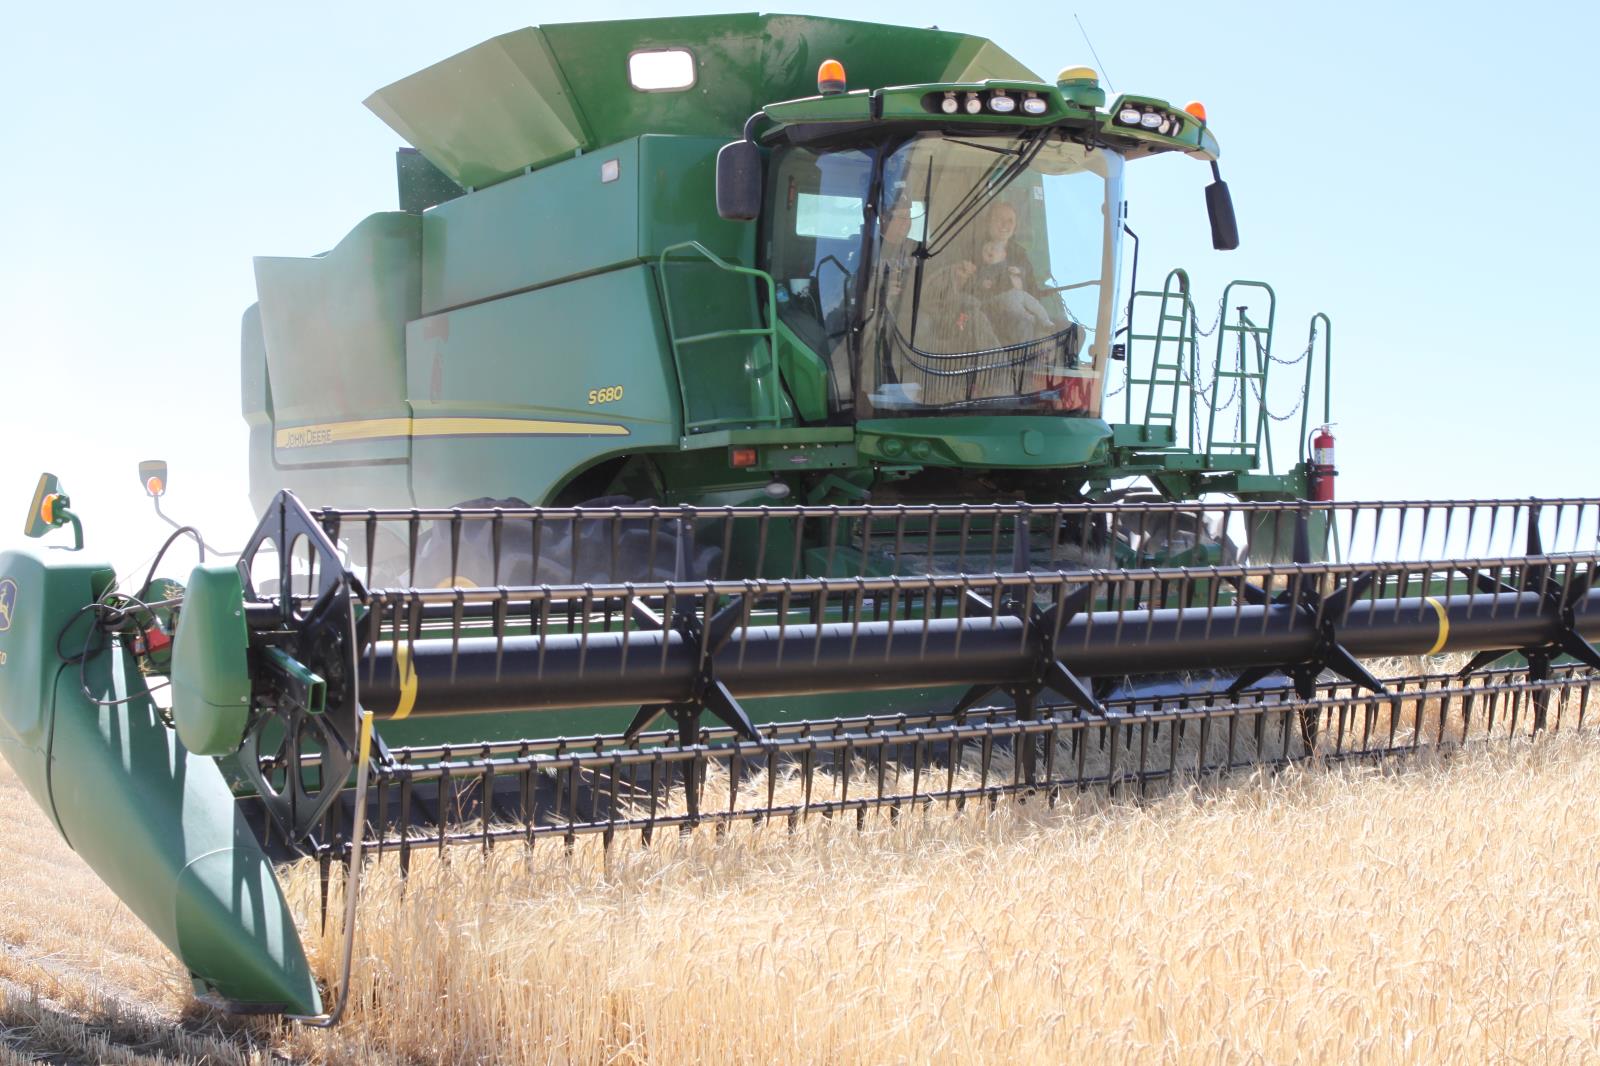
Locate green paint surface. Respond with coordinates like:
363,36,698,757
246,15,1308,522
0,549,319,1015
365,15,1036,189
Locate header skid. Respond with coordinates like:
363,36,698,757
364,14,1036,189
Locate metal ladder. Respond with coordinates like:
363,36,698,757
1123,269,1199,450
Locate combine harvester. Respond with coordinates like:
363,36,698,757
2,14,1598,1023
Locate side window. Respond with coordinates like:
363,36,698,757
795,193,864,240
766,147,874,413
627,49,695,92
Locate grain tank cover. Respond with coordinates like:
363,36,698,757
364,13,1038,190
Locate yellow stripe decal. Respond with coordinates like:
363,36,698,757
1425,596,1449,655
275,416,629,450
391,643,418,720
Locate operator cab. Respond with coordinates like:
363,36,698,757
765,128,1121,421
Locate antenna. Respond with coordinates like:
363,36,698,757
1073,13,1116,95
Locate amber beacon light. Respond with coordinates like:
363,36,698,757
817,58,846,95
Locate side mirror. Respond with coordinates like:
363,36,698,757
139,459,168,497
23,472,82,550
1205,176,1239,251
23,473,62,539
716,140,763,222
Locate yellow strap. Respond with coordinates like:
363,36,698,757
357,709,374,765
391,642,418,720
1425,596,1449,655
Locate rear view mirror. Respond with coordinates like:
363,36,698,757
23,473,61,539
138,458,177,534
139,459,168,497
1205,175,1239,251
22,472,81,550
716,140,763,221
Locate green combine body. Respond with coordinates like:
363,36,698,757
245,13,1327,536
0,14,1368,1022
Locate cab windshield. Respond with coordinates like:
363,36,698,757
766,130,1123,419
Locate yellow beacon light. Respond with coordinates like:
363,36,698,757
817,58,846,96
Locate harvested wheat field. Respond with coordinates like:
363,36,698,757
4,730,1600,1064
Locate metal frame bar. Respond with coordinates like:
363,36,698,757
273,666,1597,863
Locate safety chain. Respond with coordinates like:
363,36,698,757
1187,320,1239,415
1114,299,1314,417
1193,367,1239,415
1249,374,1305,422
1253,323,1317,368
1186,297,1245,415
1191,297,1226,339
1241,324,1319,423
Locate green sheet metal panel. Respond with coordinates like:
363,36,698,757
168,564,252,757
251,460,420,515
254,212,420,464
365,15,1038,190
395,147,467,214
655,255,775,430
365,28,591,192
0,548,112,820
240,303,269,430
420,140,641,316
0,550,318,1014
856,416,1114,469
240,304,281,517
639,134,777,431
405,264,679,505
46,658,320,1013
636,134,751,263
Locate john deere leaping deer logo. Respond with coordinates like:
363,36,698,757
0,578,15,633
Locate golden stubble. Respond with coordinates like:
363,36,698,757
3,702,1599,1063
283,731,1600,1065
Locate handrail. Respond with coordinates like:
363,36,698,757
656,241,783,433
1297,312,1333,464
1117,275,1333,487
1204,280,1276,468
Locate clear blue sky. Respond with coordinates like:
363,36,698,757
3,0,1596,569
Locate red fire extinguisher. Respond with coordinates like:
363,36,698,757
1309,425,1336,501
